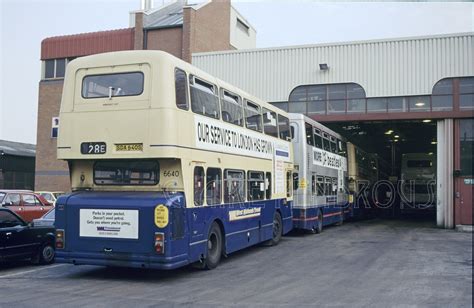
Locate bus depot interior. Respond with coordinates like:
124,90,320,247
325,119,438,223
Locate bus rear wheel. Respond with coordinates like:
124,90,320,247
266,212,282,246
203,222,222,270
312,210,323,234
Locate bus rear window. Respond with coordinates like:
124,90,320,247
94,160,159,185
82,72,144,99
407,160,432,168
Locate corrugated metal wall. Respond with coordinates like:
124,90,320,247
192,33,474,102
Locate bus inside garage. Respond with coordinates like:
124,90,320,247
325,120,438,223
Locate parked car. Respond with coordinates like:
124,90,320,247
0,208,55,264
35,191,65,206
0,190,53,222
33,208,55,227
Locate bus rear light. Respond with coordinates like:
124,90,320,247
154,232,164,254
56,229,65,249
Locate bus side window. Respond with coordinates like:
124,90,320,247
206,168,221,205
317,176,324,196
194,167,204,206
265,172,272,200
330,136,337,153
314,128,322,149
293,172,299,191
221,89,243,126
175,68,188,110
286,171,292,197
322,133,330,152
247,171,264,201
305,123,314,146
189,75,220,119
224,170,245,203
332,177,338,195
325,177,332,195
311,174,316,195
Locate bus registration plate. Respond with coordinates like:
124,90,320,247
116,143,143,152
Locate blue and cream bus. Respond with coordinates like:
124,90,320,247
289,114,349,233
55,50,294,270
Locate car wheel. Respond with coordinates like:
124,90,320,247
38,242,55,265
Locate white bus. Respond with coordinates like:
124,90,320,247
289,114,348,233
54,50,293,270
400,153,436,214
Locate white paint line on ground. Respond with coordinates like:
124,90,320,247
0,264,67,278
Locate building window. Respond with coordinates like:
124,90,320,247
43,58,69,79
459,77,474,110
51,117,59,138
409,96,430,112
236,18,250,35
459,119,473,176
432,79,453,111
367,98,387,113
388,97,407,112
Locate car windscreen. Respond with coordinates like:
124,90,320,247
40,193,54,201
0,193,5,202
43,208,55,220
0,210,24,228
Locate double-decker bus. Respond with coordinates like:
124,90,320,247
347,142,379,220
289,114,348,233
54,50,293,270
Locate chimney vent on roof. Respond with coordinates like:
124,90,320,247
140,0,153,10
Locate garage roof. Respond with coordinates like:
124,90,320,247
0,140,36,158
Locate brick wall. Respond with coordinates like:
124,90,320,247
183,0,233,62
35,80,70,191
146,27,183,58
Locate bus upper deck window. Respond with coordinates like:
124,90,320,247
322,133,330,152
175,68,188,110
245,100,263,132
82,72,144,99
190,76,220,119
263,108,278,138
278,115,291,141
221,90,243,126
313,128,322,149
305,123,314,146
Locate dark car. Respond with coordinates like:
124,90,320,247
0,208,55,264
33,208,55,227
0,190,53,222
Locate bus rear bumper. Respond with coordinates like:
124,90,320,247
55,251,189,270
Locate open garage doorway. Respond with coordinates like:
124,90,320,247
325,119,438,224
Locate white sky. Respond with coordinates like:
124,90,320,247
0,0,473,144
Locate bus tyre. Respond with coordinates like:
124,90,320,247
313,210,323,234
266,212,282,246
35,242,55,265
336,210,344,226
203,222,222,270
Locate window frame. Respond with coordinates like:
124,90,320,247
247,171,265,201
206,167,222,205
93,160,160,186
189,75,220,119
244,100,263,132
194,166,205,206
224,169,246,204
175,67,189,110
81,71,145,99
221,88,244,126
